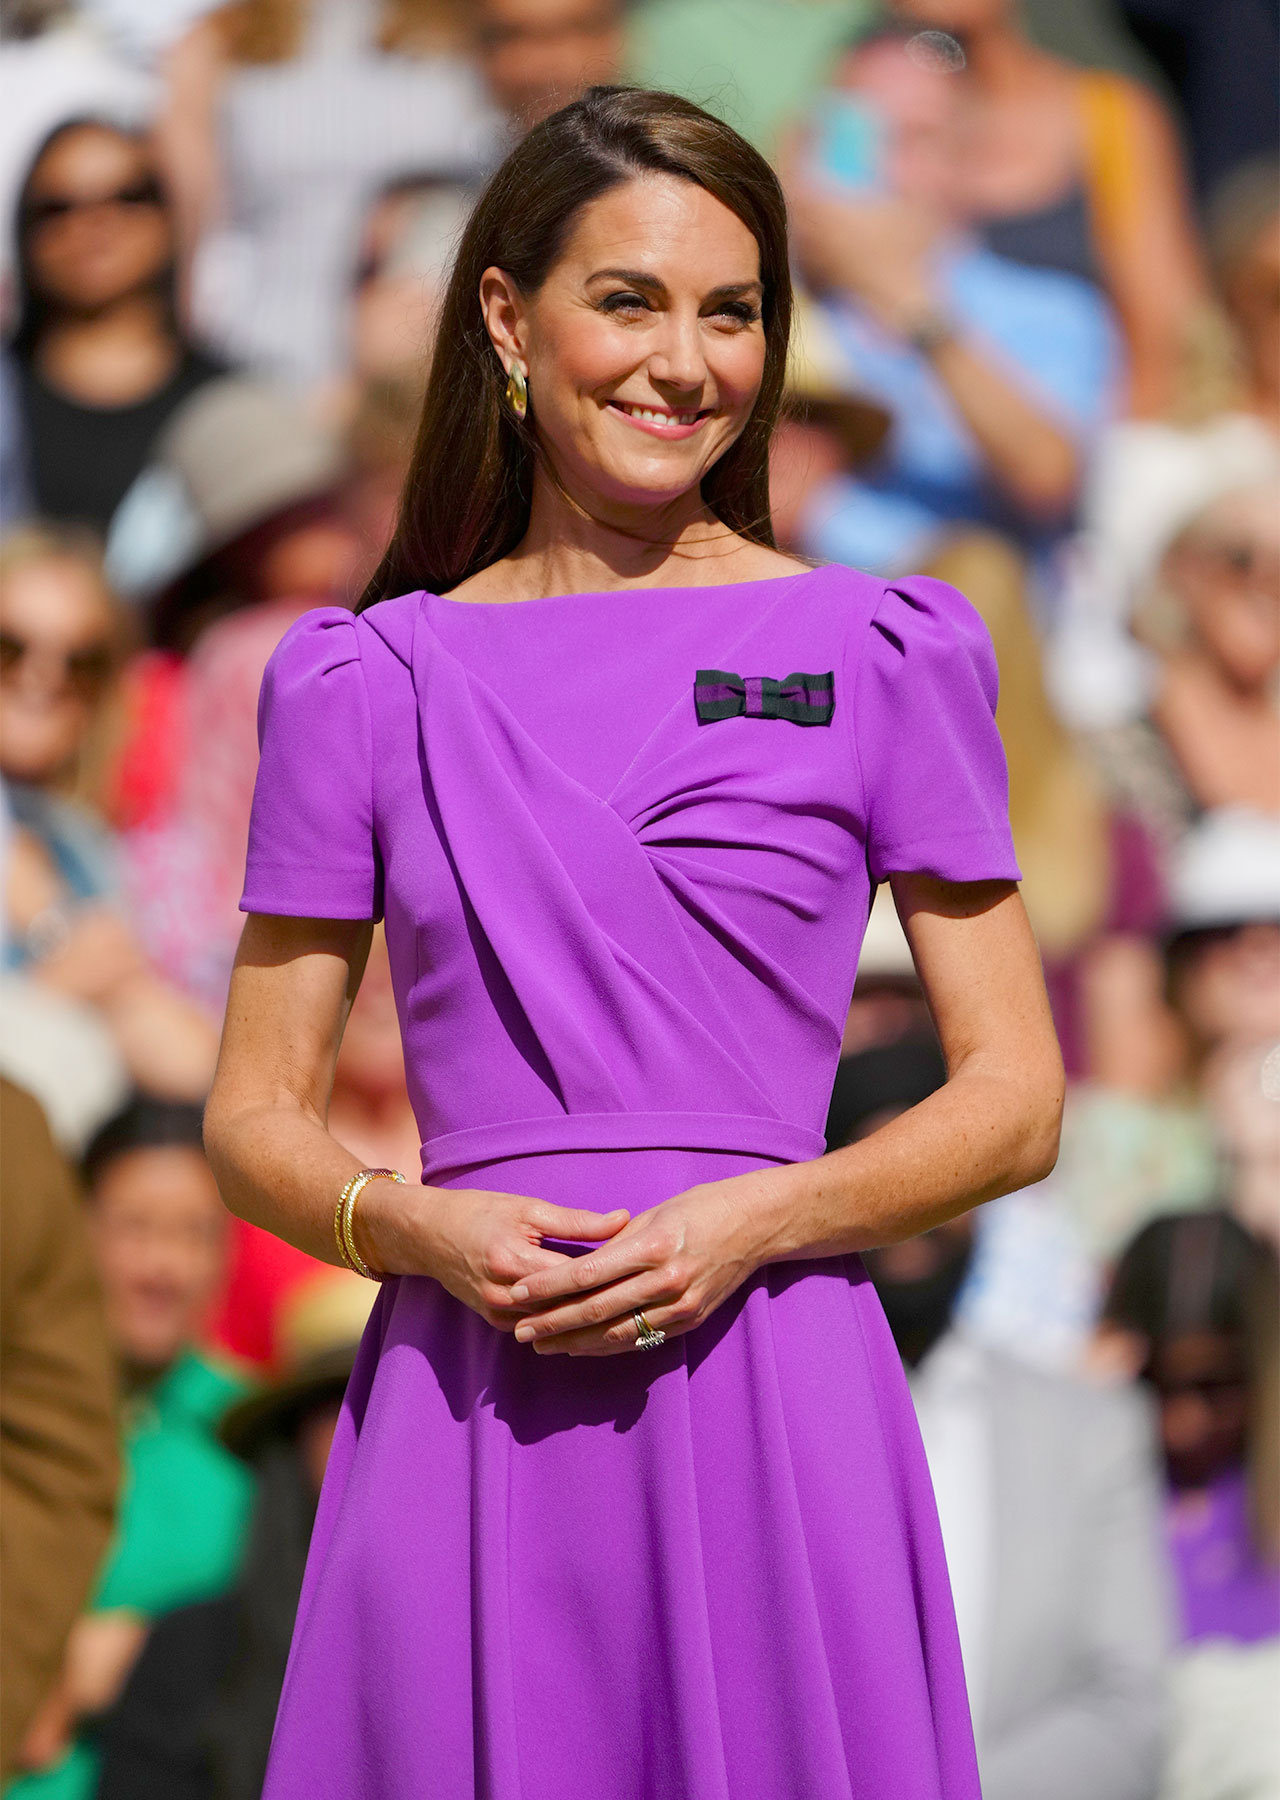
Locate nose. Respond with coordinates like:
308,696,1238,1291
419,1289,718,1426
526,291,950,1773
645,309,708,395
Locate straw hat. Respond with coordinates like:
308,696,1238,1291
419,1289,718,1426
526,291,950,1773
105,376,347,599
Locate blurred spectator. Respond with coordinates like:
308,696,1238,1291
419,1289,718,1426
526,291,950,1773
96,1274,375,1800
927,533,1169,1083
0,9,152,304
157,0,498,384
886,0,1207,418
210,925,418,1367
473,0,623,132
345,173,471,390
1100,1213,1279,1643
106,374,355,645
1093,481,1279,859
1118,0,1280,205
6,119,225,538
1051,159,1279,732
783,28,1120,583
6,1097,254,1800
830,1043,1172,1800
0,526,219,1099
0,1079,118,1783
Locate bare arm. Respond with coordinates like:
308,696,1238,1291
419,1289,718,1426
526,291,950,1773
510,876,1065,1352
788,190,1081,519
204,913,629,1318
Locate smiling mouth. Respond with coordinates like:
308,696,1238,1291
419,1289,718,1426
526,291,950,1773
607,400,711,432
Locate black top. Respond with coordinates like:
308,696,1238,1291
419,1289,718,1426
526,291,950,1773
14,347,224,536
981,184,1103,291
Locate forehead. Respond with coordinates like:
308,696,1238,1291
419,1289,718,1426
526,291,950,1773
31,125,147,189
92,1143,221,1207
553,174,761,285
1,555,112,633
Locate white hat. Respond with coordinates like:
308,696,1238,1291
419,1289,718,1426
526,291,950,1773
1171,808,1280,932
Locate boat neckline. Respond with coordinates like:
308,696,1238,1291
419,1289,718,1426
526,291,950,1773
426,563,831,609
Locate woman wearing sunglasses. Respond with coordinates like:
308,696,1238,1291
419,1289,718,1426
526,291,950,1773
1,526,218,1102
6,119,225,539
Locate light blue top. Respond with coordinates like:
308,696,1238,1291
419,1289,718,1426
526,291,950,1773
800,236,1122,587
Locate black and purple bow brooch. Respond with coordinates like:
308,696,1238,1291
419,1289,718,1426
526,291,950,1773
694,669,835,726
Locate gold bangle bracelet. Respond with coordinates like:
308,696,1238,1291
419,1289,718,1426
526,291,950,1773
334,1168,405,1281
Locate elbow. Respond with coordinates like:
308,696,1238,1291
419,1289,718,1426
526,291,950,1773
1012,1069,1065,1189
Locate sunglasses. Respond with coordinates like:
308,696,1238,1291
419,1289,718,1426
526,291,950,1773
0,629,115,698
22,179,166,232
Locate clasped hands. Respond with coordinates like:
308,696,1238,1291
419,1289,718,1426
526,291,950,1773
378,1175,783,1357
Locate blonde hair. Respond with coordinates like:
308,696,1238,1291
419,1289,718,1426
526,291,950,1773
213,0,467,61
0,523,131,808
926,533,1111,958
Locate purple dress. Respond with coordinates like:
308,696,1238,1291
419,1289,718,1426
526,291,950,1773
242,565,1019,1799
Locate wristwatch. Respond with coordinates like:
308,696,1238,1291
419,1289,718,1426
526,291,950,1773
901,307,956,356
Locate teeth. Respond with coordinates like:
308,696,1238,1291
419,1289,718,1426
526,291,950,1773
619,404,700,426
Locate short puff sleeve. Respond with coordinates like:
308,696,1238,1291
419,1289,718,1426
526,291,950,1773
854,577,1020,885
240,608,383,919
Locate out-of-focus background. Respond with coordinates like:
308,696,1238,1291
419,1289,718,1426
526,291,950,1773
0,1,1276,1795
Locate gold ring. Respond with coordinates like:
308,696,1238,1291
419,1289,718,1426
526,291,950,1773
633,1309,666,1350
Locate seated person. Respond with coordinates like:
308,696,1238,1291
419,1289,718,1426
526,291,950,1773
6,119,225,539
829,1041,1171,1800
782,27,1121,589
8,1099,253,1800
1099,1211,1280,1649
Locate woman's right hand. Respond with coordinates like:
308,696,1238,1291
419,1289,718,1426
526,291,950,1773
358,1179,630,1332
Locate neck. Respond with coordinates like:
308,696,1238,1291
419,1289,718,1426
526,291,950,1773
35,292,180,406
508,462,744,598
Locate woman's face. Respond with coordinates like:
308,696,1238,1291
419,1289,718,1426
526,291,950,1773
1150,1330,1250,1490
0,554,117,783
1168,485,1280,692
482,174,768,518
23,125,173,316
887,0,1012,34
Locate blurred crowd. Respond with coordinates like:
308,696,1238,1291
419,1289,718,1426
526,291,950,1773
0,1,1276,1797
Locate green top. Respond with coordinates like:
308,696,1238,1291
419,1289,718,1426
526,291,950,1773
626,0,874,155
4,1349,254,1800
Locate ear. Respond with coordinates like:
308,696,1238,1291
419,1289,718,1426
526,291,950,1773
479,266,529,375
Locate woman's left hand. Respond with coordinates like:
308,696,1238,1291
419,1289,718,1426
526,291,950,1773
508,1174,775,1356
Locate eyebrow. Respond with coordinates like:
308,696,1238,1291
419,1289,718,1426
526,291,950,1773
587,268,764,301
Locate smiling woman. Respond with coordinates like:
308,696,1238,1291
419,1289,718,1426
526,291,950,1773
205,85,1063,1800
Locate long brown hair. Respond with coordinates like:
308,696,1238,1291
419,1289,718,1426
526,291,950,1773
360,86,793,607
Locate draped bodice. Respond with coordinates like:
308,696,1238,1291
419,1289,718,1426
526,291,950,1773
242,567,1018,1180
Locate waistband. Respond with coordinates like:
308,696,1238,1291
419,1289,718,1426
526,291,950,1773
419,1111,826,1185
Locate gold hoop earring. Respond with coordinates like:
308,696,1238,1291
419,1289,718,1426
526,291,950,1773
504,364,528,422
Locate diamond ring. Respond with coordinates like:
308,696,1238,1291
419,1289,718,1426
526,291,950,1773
633,1309,666,1350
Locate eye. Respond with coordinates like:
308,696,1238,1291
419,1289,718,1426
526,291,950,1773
710,299,761,326
599,290,651,316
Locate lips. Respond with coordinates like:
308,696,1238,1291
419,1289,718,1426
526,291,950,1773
606,400,712,439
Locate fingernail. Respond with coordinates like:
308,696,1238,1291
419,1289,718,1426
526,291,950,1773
515,1324,535,1342
511,1284,529,1301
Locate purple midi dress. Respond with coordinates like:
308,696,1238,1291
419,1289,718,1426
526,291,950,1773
241,564,1019,1800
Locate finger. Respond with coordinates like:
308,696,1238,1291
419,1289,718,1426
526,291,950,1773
529,1204,629,1244
511,1222,661,1303
532,1302,689,1358
512,1272,678,1343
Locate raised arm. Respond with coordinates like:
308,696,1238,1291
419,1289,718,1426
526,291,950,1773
508,875,1064,1353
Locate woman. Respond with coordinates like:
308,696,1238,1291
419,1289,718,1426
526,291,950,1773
205,87,1063,1798
1,526,219,1101
7,120,225,537
886,0,1206,418
157,0,496,385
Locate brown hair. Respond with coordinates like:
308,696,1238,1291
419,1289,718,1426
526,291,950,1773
360,86,793,607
